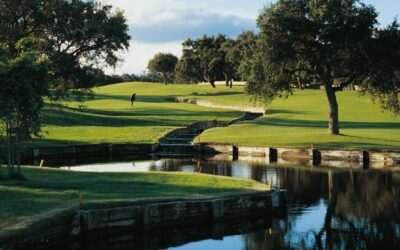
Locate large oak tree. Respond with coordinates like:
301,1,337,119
147,53,178,85
177,35,227,88
0,0,130,175
246,0,400,135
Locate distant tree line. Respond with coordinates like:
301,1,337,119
146,32,257,87
85,70,165,86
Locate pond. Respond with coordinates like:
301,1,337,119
54,157,400,249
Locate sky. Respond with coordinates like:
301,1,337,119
102,0,400,75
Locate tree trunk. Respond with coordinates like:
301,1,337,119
325,85,340,135
16,139,21,176
163,73,168,85
6,118,14,177
229,79,233,88
224,73,229,87
324,171,337,250
210,80,216,88
297,77,304,90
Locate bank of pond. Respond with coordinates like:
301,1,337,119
1,156,400,249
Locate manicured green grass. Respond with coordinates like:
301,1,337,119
0,166,267,227
198,89,400,149
33,82,242,146
28,82,399,149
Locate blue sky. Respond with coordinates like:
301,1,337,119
104,0,399,74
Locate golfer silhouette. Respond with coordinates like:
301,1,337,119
130,93,136,107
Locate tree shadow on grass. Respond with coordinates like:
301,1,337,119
24,138,93,148
93,94,177,103
53,106,240,118
42,105,239,127
28,181,248,198
340,134,400,144
56,93,177,103
254,117,400,130
304,141,400,149
266,109,316,115
251,117,400,145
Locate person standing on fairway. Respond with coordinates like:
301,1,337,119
130,93,136,108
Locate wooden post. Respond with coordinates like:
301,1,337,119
39,159,45,167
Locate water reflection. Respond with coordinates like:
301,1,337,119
58,158,400,249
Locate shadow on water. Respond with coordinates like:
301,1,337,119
36,157,400,250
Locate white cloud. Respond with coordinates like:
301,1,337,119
106,41,182,75
101,0,261,74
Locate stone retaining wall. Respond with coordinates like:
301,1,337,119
0,191,285,250
197,143,400,170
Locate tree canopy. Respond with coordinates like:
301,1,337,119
245,0,400,135
0,0,130,93
0,0,130,176
177,35,228,88
147,53,178,85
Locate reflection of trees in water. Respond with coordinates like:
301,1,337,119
148,159,193,172
244,230,290,250
335,171,399,221
198,161,233,176
275,167,329,205
243,218,319,250
242,166,400,249
310,170,400,249
323,171,400,249
146,160,399,249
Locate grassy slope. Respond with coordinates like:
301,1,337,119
33,82,242,146
31,82,399,148
192,89,400,149
0,166,267,227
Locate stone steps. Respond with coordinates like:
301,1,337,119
157,112,264,156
